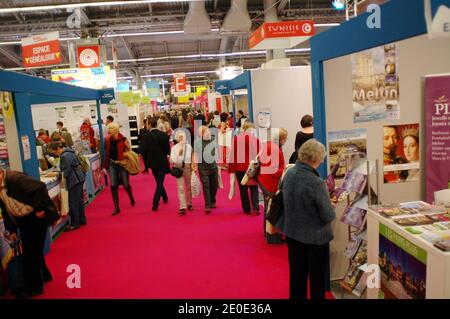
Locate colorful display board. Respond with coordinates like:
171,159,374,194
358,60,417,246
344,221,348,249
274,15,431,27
51,66,117,89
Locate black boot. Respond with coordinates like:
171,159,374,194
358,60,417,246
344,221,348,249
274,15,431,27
111,186,120,216
125,186,135,207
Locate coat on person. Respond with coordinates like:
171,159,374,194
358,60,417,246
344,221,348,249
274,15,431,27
60,149,86,190
140,129,171,171
277,161,335,245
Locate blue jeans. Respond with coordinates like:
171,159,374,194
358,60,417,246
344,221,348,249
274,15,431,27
109,162,130,188
151,168,168,208
69,182,86,228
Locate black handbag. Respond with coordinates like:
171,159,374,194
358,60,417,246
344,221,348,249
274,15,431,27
7,240,25,296
266,190,284,225
169,143,187,178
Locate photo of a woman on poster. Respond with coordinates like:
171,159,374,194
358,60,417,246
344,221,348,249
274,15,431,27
383,124,420,184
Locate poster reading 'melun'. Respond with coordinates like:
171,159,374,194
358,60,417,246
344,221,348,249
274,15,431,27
352,43,400,123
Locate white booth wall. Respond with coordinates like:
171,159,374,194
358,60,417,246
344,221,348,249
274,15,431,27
323,34,450,280
250,67,313,159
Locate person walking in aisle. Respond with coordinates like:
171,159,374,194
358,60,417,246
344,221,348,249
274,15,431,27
170,131,194,216
1,169,59,298
258,128,288,243
278,139,335,300
289,114,314,164
47,142,86,231
104,123,135,216
194,126,219,214
228,121,261,216
140,117,171,211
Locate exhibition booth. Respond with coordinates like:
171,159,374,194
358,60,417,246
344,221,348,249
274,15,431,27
310,0,450,298
215,67,313,159
0,69,114,238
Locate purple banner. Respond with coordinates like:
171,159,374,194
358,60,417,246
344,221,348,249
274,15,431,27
426,75,450,203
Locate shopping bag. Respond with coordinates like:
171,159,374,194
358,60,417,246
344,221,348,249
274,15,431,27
228,173,236,200
7,240,25,296
217,169,224,189
191,173,201,197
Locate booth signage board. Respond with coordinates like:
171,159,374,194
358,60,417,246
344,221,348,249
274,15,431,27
378,223,427,299
425,74,450,203
77,45,101,68
173,73,187,92
425,0,450,39
51,66,117,89
99,89,115,104
21,31,62,68
220,66,243,80
214,81,231,95
249,20,314,50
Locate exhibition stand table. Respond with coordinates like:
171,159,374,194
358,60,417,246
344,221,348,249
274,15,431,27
367,208,450,299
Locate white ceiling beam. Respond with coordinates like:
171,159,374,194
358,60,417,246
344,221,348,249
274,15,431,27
0,47,21,66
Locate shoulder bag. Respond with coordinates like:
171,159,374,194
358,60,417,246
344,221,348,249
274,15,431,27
169,143,187,178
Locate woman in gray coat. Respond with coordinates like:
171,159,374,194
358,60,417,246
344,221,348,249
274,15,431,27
278,139,336,300
48,142,87,231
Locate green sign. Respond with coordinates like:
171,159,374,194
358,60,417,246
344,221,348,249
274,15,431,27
379,223,427,264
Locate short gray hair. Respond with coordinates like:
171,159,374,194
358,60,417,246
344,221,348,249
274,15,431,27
298,139,326,165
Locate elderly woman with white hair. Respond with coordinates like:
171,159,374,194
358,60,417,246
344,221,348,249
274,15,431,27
103,122,135,216
170,130,194,215
277,138,335,300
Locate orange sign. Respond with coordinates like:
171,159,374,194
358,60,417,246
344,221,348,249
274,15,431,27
21,31,62,68
77,45,101,68
249,20,314,50
174,73,187,92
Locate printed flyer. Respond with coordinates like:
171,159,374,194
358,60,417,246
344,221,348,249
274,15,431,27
425,74,450,203
383,124,420,184
379,224,427,299
351,43,400,123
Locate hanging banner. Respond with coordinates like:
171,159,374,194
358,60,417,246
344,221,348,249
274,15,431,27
425,74,450,203
173,73,187,92
77,45,101,68
351,43,400,123
145,81,160,98
51,66,117,89
21,31,62,68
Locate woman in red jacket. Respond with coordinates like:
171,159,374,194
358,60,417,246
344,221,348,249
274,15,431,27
104,123,135,216
228,121,261,215
258,128,288,243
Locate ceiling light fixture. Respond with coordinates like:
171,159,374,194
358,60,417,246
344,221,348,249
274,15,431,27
331,0,346,10
0,0,190,14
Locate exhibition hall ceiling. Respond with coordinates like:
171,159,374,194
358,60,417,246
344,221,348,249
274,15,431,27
0,0,345,84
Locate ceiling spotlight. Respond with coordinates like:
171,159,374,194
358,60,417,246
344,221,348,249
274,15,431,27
332,0,346,10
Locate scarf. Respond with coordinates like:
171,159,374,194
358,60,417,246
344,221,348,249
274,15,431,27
0,170,34,217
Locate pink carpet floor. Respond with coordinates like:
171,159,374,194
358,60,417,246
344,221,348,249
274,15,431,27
38,170,334,299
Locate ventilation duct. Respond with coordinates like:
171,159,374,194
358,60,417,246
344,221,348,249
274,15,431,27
221,0,251,32
184,0,211,34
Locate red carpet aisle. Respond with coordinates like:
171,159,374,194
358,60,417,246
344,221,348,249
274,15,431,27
38,170,334,299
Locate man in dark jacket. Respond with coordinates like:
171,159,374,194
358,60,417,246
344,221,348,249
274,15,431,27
140,118,171,211
1,169,59,298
